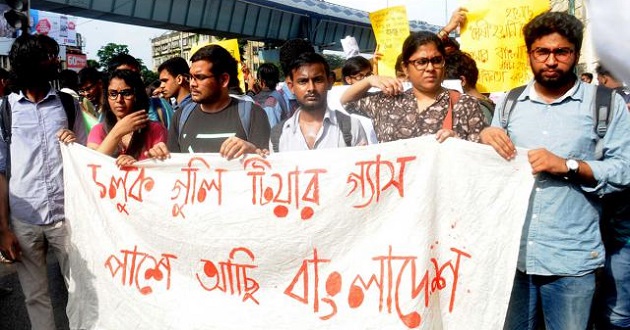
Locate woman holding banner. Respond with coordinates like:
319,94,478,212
87,69,167,166
340,31,486,143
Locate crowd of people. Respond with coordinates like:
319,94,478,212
0,7,629,330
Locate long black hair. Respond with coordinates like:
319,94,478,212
102,69,150,159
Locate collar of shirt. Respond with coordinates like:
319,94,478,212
15,86,57,104
524,78,583,105
285,107,337,136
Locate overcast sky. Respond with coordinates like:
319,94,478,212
76,0,459,68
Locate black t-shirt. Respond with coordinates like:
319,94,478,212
168,98,270,153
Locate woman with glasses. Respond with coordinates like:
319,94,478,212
341,31,487,143
87,69,167,166
342,56,373,85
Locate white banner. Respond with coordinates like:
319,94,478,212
62,137,534,329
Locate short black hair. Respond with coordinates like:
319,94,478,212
9,34,60,89
341,56,371,83
523,12,583,52
581,72,593,80
401,31,445,64
287,52,330,80
107,53,141,73
190,45,238,88
595,65,611,77
78,67,104,86
257,63,280,90
279,38,315,76
445,51,479,86
59,69,79,90
158,56,189,78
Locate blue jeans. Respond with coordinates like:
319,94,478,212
504,270,596,330
603,242,630,329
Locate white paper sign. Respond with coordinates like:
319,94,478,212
62,137,534,330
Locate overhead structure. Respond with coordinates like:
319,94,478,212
31,0,442,51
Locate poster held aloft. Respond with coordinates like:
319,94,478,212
369,6,410,78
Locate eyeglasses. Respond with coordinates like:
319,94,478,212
349,72,372,81
107,89,135,100
529,47,575,63
78,84,96,94
406,56,445,70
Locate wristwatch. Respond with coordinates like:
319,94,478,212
565,158,580,176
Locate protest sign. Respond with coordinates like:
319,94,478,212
460,0,549,92
369,6,410,78
63,137,534,329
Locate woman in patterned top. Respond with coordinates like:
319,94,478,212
340,31,487,143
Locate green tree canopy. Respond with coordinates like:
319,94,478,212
96,43,130,70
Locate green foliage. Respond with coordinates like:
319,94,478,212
323,54,345,70
86,59,100,69
96,43,130,70
142,68,159,86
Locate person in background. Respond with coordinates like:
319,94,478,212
78,66,104,118
341,31,486,143
445,51,495,124
0,33,85,330
341,56,372,85
596,64,630,110
87,69,167,167
250,63,286,127
158,56,191,112
581,72,593,83
60,69,98,134
108,53,174,128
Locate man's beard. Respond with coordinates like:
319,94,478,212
533,65,577,89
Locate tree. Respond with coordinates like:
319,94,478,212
323,54,345,70
96,43,130,70
86,59,100,69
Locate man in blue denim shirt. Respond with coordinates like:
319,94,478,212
0,34,86,330
481,12,630,330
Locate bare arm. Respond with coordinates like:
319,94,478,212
88,111,148,156
340,75,403,106
0,173,20,261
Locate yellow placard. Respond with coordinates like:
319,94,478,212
460,0,549,93
190,39,245,93
369,6,410,78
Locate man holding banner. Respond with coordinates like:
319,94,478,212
481,12,630,329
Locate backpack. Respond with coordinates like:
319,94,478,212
499,84,614,159
269,110,352,153
177,97,254,141
269,90,290,121
0,91,76,180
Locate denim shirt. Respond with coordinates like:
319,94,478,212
0,90,87,225
492,80,630,276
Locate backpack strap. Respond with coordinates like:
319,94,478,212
0,96,11,179
442,90,461,130
500,85,527,129
237,99,253,141
269,119,289,153
177,102,198,137
269,90,289,120
57,91,76,131
335,111,353,147
594,85,614,159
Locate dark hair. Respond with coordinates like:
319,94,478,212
395,54,405,74
401,31,445,63
59,69,79,91
190,45,238,90
78,67,104,86
257,63,280,90
445,51,479,86
279,38,315,76
595,64,612,77
107,53,141,73
158,56,189,78
341,56,371,84
102,69,150,159
581,72,593,80
523,12,583,52
287,52,330,80
9,34,60,89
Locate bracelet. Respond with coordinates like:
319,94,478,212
438,30,448,39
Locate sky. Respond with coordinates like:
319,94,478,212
76,0,459,68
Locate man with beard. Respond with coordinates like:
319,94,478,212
0,34,86,330
480,12,630,329
269,52,366,152
147,45,269,160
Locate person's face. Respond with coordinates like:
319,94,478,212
287,63,332,112
79,80,102,104
107,77,135,120
403,43,445,93
529,32,579,90
344,68,372,85
580,75,591,83
159,70,181,99
189,60,227,105
39,52,61,82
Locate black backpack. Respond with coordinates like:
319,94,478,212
0,91,76,179
269,111,353,152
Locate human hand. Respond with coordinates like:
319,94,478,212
435,129,457,143
56,128,76,144
368,75,404,96
114,110,149,137
0,229,21,262
480,127,516,160
116,154,138,167
145,142,171,160
527,149,567,175
255,148,269,157
445,7,468,32
220,137,257,160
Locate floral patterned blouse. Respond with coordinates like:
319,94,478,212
345,89,487,143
